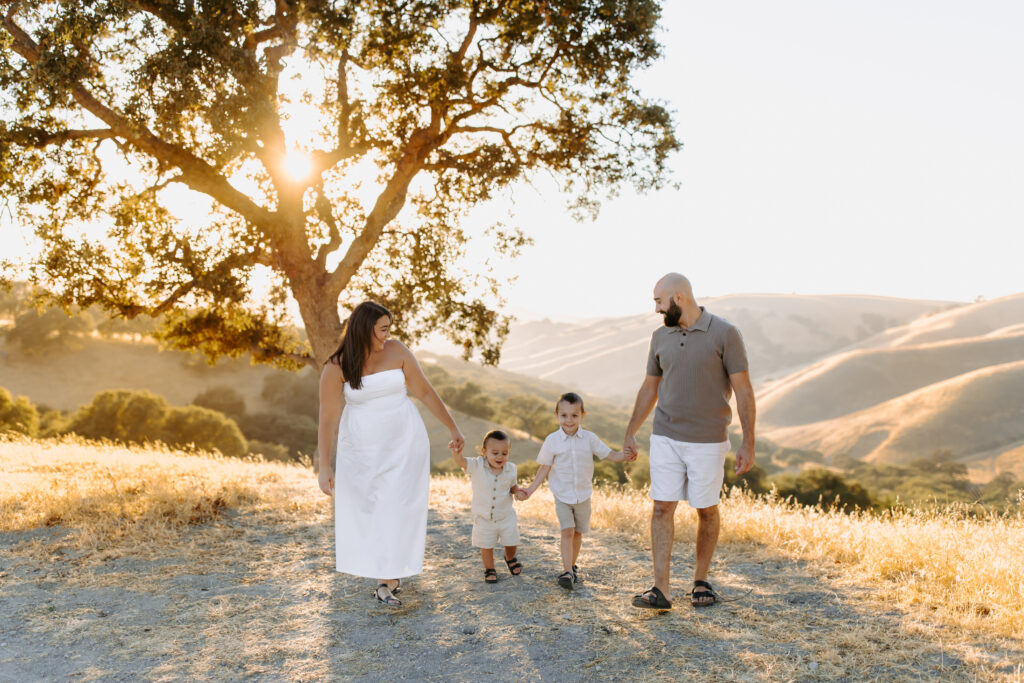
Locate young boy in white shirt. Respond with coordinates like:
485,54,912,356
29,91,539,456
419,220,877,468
520,392,636,590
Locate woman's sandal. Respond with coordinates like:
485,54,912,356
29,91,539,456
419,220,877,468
374,583,402,607
484,568,498,584
631,585,672,610
557,571,574,591
691,580,719,607
504,556,523,576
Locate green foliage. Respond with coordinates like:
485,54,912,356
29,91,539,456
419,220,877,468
161,405,248,458
774,468,877,512
0,386,39,436
249,440,292,463
722,455,770,495
260,371,319,418
438,381,495,421
237,412,318,459
192,386,247,420
498,394,558,440
4,306,93,353
66,388,248,456
1,1,679,367
70,390,171,444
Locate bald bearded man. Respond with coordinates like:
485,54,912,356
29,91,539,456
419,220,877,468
623,273,756,610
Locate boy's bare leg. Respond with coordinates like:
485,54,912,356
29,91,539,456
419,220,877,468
503,545,517,562
651,500,678,601
572,530,583,566
693,505,720,604
559,527,575,573
481,548,495,570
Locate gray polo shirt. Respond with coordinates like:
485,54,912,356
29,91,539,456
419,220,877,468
645,307,749,443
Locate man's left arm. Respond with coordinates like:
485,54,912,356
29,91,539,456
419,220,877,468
729,371,756,475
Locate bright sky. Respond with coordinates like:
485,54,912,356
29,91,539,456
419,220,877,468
3,1,1022,321
482,0,1024,319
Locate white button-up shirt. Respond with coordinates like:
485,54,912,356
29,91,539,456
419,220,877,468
465,456,518,522
536,428,612,505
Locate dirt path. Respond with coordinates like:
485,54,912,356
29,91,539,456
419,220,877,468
1,500,1020,681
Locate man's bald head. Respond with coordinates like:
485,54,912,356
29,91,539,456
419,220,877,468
654,272,695,305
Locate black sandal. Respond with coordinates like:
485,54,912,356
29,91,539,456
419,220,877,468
572,564,580,583
505,557,523,576
557,571,574,591
691,580,718,607
632,585,672,610
386,578,401,595
374,583,402,607
484,568,498,584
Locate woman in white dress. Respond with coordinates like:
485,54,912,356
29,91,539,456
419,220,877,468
316,301,465,607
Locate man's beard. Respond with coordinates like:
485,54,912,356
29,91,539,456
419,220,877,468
662,300,682,327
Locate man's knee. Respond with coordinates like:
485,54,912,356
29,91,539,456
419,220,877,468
695,504,719,523
652,500,677,519
560,527,576,539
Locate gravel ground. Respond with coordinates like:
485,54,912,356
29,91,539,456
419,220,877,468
1,505,1021,681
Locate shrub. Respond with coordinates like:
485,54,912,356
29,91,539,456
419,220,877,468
261,370,318,418
775,468,876,512
0,386,39,436
238,412,317,458
192,386,247,419
161,405,248,458
248,440,292,462
69,390,170,444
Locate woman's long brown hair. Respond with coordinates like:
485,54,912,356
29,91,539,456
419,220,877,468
327,301,392,390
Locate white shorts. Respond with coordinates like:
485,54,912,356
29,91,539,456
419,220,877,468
471,513,520,548
649,434,730,508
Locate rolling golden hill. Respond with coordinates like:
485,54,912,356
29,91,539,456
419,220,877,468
758,331,1024,428
852,293,1024,351
497,294,955,398
764,360,1024,469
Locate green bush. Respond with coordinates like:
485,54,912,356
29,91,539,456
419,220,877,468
261,370,318,418
0,386,39,436
249,439,292,462
5,306,94,353
238,412,317,458
69,389,170,443
161,405,248,458
192,386,247,419
775,468,876,512
723,454,770,495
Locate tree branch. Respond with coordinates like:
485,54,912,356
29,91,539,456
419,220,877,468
1,15,277,235
7,127,117,147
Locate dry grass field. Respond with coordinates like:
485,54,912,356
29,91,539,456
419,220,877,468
2,437,1023,680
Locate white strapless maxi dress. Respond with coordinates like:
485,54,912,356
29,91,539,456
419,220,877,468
334,368,430,578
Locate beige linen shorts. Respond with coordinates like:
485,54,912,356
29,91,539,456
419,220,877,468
554,497,592,533
471,513,520,548
649,434,730,508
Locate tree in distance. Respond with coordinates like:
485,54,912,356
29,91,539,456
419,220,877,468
0,386,40,436
1,2,679,368
192,386,247,420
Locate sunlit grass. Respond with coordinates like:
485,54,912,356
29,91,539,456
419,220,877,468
4,437,1022,640
0,435,321,553
434,475,1024,639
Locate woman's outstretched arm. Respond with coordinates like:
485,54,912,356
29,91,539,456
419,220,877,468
396,342,465,455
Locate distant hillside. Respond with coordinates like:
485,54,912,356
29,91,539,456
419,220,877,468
496,294,956,399
0,337,282,412
759,331,1024,427
851,293,1024,351
764,361,1024,468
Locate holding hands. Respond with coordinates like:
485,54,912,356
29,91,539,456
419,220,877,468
622,434,640,461
512,485,530,501
448,428,465,455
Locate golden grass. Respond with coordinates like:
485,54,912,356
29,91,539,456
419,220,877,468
434,475,1024,639
0,434,321,555
4,437,1023,644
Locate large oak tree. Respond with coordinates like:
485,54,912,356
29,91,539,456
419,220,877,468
0,0,678,367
